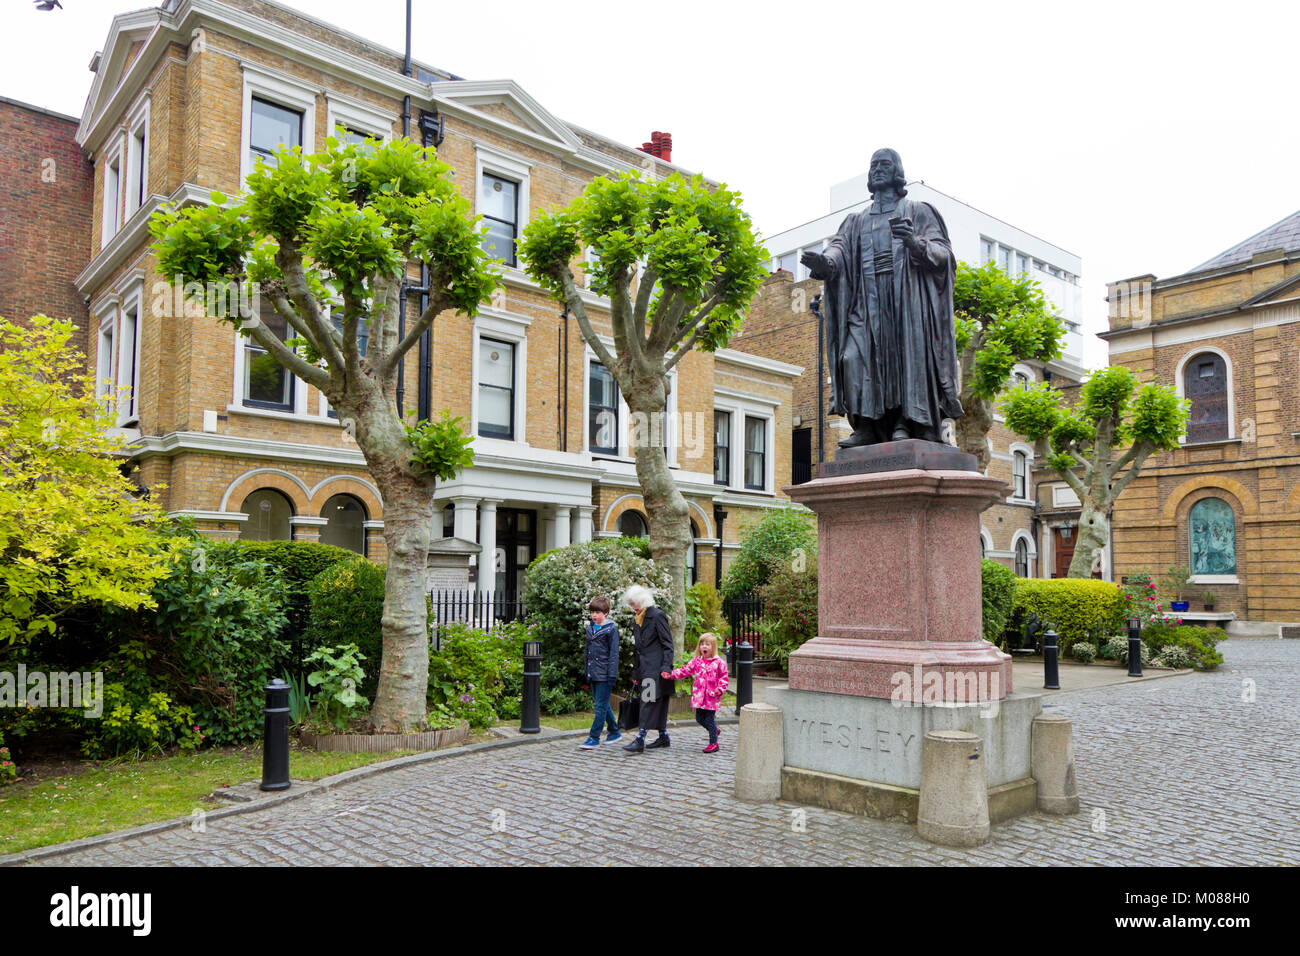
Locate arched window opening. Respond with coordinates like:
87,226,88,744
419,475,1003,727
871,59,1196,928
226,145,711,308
1015,538,1029,577
618,510,648,539
320,493,367,555
239,488,293,541
1184,352,1228,443
1189,497,1236,576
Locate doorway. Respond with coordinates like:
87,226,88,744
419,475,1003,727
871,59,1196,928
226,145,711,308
1053,526,1076,578
494,507,537,601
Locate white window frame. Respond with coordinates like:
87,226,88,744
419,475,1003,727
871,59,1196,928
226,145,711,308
713,391,776,495
1174,346,1235,443
115,280,144,427
1008,441,1034,503
325,92,393,144
1011,529,1037,577
93,297,119,415
229,321,329,423
582,347,677,466
239,62,318,186
124,94,150,218
471,308,531,447
473,144,531,271
100,135,124,248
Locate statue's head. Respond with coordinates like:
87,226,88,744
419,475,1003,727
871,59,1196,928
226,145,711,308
867,148,907,197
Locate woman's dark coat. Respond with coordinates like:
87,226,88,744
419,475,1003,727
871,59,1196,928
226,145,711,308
631,605,675,702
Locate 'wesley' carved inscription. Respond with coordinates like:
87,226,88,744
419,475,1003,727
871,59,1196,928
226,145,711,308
791,718,917,756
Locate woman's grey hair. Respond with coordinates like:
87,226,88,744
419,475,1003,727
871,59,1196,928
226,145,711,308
623,585,655,609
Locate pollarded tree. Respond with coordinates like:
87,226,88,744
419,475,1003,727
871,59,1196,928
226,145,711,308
0,314,180,645
1001,366,1188,578
519,171,767,654
953,260,1065,471
150,135,495,732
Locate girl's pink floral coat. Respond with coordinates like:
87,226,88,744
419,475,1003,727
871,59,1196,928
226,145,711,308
667,654,729,710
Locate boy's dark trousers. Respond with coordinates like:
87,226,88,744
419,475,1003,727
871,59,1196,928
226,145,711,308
695,707,718,744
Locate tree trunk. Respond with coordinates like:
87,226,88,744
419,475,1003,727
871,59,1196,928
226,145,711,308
954,342,992,471
1068,492,1110,579
346,387,439,733
627,388,690,661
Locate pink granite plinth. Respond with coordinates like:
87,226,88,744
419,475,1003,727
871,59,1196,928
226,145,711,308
785,468,1012,702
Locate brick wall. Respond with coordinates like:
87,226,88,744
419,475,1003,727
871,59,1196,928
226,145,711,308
0,98,93,354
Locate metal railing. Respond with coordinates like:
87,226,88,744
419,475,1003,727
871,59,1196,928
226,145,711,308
722,591,770,666
430,588,527,649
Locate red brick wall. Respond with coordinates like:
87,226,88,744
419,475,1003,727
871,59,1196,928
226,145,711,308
0,97,93,355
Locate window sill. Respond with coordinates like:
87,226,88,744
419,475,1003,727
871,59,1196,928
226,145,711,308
227,404,338,425
1180,438,1241,449
1189,574,1238,585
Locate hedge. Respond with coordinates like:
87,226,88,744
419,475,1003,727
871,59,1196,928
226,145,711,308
305,557,386,698
1011,578,1128,652
981,559,1016,646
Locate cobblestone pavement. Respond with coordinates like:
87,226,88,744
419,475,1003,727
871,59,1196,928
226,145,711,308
25,641,1300,866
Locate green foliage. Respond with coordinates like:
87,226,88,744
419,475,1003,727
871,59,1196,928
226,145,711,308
1143,623,1224,670
0,315,183,646
520,171,768,348
1069,642,1098,664
981,559,1017,646
953,261,1064,401
722,509,815,599
304,644,370,732
1100,633,1152,666
427,620,528,728
305,558,386,699
1118,572,1182,630
523,539,672,707
685,582,723,646
221,540,357,653
406,411,475,481
286,673,312,727
80,685,202,759
756,556,818,672
1012,578,1128,652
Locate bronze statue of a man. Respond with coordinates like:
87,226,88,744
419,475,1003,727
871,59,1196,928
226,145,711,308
802,148,963,448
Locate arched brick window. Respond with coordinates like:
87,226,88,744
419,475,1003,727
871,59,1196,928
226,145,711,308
1183,352,1228,443
239,488,293,541
1189,497,1236,576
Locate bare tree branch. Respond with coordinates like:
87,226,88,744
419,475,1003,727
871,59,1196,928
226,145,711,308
560,270,615,369
276,244,345,372
241,310,330,389
383,283,452,378
1111,440,1154,498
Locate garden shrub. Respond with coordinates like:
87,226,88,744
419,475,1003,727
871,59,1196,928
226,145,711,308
78,684,203,758
303,643,370,732
219,540,358,659
1153,645,1193,670
1069,641,1097,664
721,508,815,598
1012,578,1128,653
428,619,528,728
684,581,724,651
523,539,671,711
1100,634,1152,666
756,556,818,672
305,558,386,698
0,731,15,785
981,559,1016,646
1118,571,1181,629
1143,623,1224,671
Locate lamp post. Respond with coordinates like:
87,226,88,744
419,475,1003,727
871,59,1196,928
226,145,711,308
1127,616,1143,677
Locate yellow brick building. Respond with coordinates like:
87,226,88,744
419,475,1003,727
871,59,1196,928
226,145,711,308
74,0,800,590
1102,210,1300,626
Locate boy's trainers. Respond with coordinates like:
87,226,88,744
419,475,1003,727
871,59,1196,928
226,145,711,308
579,738,601,750
605,731,623,743
703,743,719,754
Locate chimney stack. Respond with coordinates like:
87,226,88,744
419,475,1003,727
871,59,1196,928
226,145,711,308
636,131,672,164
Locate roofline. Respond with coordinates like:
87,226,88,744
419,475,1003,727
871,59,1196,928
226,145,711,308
0,95,81,125
1188,209,1300,273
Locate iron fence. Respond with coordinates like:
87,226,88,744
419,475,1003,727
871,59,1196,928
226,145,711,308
722,591,771,665
430,588,528,649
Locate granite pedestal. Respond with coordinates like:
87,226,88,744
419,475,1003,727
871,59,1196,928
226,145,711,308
773,440,1043,824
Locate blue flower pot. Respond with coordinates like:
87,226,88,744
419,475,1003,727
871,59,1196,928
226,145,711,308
1171,601,1190,612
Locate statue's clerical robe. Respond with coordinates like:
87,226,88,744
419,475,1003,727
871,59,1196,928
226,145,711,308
821,196,963,437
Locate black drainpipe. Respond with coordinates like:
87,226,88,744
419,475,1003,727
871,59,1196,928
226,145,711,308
395,0,412,416
562,305,569,452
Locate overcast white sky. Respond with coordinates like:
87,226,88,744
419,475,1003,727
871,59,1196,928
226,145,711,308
5,0,1300,369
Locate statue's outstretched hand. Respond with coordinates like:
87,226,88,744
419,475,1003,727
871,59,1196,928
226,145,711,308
800,250,833,280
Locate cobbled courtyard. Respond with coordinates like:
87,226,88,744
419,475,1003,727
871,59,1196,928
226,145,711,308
22,640,1300,866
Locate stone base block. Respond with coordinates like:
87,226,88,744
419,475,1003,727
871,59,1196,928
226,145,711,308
779,766,1038,825
767,684,1042,791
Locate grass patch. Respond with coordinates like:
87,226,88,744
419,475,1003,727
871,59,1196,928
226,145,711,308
0,743,418,856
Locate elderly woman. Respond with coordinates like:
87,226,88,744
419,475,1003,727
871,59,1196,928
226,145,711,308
622,585,674,753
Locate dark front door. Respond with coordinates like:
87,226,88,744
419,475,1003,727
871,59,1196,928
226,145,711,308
792,427,812,484
494,508,537,611
1054,527,1076,578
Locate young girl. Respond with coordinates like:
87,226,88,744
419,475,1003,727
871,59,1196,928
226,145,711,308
661,632,729,753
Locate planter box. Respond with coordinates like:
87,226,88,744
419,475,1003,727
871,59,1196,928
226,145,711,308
1171,601,1190,612
299,721,469,753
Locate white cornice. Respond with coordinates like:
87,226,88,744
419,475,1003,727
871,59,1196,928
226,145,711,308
75,183,213,296
713,348,804,378
134,431,369,468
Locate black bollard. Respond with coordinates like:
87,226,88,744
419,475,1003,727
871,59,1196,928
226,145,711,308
1042,629,1061,690
735,641,754,715
1127,616,1144,677
520,639,541,734
260,678,291,791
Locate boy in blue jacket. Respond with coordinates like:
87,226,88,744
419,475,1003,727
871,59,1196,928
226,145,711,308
580,595,622,749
